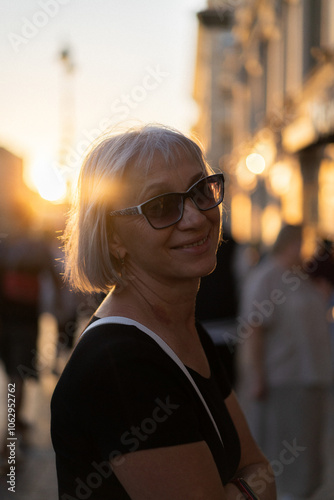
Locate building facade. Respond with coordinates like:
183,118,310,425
193,0,334,253
0,147,26,234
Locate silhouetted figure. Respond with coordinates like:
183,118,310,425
237,225,332,500
0,216,60,469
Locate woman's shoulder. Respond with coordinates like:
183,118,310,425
73,319,172,370
57,319,187,391
79,317,158,349
51,319,202,434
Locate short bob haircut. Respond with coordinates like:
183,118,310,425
63,123,220,294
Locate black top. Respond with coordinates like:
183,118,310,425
51,319,241,499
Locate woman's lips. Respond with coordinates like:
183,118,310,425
181,236,208,249
173,234,209,250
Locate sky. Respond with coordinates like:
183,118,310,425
1,0,207,200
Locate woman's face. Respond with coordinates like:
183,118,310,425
110,155,221,287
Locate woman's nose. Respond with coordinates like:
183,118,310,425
177,197,206,228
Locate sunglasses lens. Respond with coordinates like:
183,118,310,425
143,193,183,229
141,174,224,229
192,175,224,210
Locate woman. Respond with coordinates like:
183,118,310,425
51,124,276,499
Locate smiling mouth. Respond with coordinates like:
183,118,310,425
181,236,208,249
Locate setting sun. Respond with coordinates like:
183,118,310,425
29,155,67,203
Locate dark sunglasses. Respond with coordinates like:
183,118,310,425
109,173,225,229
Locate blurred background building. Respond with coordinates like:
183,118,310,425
193,0,334,254
0,148,25,234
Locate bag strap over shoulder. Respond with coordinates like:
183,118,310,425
82,316,224,447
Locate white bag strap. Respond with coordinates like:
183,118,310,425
82,316,224,446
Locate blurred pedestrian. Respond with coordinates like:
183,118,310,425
0,211,60,468
51,124,276,499
237,225,332,500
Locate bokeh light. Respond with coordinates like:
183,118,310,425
246,153,266,175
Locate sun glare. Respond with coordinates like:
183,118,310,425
30,156,67,202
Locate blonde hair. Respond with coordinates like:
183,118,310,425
63,124,215,293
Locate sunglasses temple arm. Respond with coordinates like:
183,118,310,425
110,206,141,216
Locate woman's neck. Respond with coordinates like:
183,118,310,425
96,274,200,337
96,276,210,377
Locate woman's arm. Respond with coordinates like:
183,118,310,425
248,326,268,400
111,440,228,500
224,391,277,499
110,391,276,499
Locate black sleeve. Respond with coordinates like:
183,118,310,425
56,325,206,462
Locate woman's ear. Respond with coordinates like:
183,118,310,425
108,229,127,262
